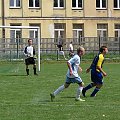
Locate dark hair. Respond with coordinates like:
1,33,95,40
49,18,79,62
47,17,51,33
28,39,32,42
99,46,107,53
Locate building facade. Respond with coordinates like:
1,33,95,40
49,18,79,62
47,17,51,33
0,0,120,45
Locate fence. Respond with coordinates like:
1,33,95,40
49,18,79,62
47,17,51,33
0,37,120,61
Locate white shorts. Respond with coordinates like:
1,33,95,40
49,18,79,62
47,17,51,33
65,76,82,84
59,51,64,55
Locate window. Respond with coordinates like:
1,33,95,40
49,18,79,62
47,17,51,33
29,24,40,43
115,24,120,39
10,24,22,43
10,29,21,43
96,0,106,9
54,23,66,42
114,0,120,9
54,0,64,8
72,0,83,9
29,29,38,43
97,24,108,41
10,0,21,8
29,29,38,39
29,0,40,8
73,24,84,44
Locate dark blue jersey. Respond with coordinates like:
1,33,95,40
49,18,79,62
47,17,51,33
90,53,104,72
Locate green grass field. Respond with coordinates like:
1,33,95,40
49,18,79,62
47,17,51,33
0,61,120,120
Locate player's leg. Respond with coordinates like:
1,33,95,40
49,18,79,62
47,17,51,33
25,58,29,75
61,51,67,60
90,84,103,97
50,83,70,102
26,65,29,76
82,83,96,97
75,77,85,101
33,64,37,75
31,57,37,75
53,83,69,96
50,76,71,101
90,73,103,97
82,71,96,97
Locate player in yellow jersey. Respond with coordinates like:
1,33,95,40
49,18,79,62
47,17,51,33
82,46,108,97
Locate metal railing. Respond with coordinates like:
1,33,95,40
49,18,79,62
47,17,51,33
0,37,120,61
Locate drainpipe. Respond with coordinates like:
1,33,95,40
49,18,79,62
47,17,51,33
1,0,5,39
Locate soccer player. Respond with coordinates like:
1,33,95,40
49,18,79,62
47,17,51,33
24,39,37,76
69,41,74,57
82,46,108,97
50,46,85,101
57,36,67,60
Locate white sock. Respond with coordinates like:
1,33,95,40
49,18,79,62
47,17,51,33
53,85,65,96
76,87,83,99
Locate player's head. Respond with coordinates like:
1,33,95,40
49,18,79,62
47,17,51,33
28,39,33,46
99,46,108,55
77,46,85,56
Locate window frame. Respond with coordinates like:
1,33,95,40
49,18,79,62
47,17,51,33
115,29,120,37
54,23,66,43
10,29,21,43
28,0,40,9
72,0,83,9
29,29,38,38
73,29,83,38
9,0,21,8
115,24,120,38
114,0,120,9
53,0,65,9
96,0,107,10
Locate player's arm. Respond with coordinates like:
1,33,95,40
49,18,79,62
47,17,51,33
33,47,35,55
86,55,98,73
67,55,77,76
67,61,73,76
96,66,107,76
78,66,82,73
97,55,107,77
33,47,37,59
86,63,93,73
24,46,28,57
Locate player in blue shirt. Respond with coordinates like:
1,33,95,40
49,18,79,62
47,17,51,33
82,46,108,97
50,46,85,101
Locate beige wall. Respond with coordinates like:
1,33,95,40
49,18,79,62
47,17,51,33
3,19,120,39
22,1,41,17
0,0,1,17
84,0,96,17
42,0,53,17
0,0,120,39
3,0,120,17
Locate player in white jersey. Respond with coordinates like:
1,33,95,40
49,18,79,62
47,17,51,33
24,39,37,76
69,41,74,57
50,46,85,101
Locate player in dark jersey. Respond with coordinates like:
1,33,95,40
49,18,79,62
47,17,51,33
24,39,37,76
82,46,108,97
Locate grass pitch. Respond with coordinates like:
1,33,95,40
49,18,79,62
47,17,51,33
0,61,120,120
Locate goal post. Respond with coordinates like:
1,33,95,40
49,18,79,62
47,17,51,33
0,26,41,71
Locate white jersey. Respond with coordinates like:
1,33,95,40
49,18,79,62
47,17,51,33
66,54,80,78
69,43,73,51
24,45,35,58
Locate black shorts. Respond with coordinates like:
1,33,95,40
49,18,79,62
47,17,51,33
25,57,35,65
57,45,63,51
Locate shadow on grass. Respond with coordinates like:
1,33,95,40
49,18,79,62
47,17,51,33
0,74,27,76
61,96,75,99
